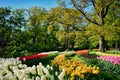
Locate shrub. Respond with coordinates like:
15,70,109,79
3,50,28,58
59,51,75,57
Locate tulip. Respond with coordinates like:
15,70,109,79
19,53,48,61
97,56,120,65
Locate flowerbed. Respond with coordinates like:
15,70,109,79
0,58,66,80
97,56,120,65
81,54,99,59
1,50,120,80
76,55,120,76
19,53,48,61
75,50,89,55
106,50,120,54
19,51,59,66
51,55,99,80
19,51,59,61
96,52,120,57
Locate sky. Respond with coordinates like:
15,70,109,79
0,0,58,10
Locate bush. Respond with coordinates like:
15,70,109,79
59,51,75,57
3,50,28,58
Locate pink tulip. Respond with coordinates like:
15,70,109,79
97,56,120,65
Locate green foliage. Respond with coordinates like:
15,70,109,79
3,50,28,58
75,31,88,49
88,36,99,49
59,51,75,57
47,7,82,30
105,50,120,54
0,7,11,46
6,30,32,51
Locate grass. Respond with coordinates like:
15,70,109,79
89,50,120,57
89,50,97,54
105,50,120,54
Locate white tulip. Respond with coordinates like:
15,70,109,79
23,75,30,80
41,75,46,80
1,69,7,76
39,62,42,66
58,70,65,80
37,68,43,76
18,64,27,69
55,71,58,76
0,75,3,80
30,65,36,75
25,67,31,74
50,75,55,80
50,66,53,70
36,76,41,80
5,72,15,80
47,65,50,69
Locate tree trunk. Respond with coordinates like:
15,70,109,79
99,13,105,52
33,35,37,45
99,36,105,52
115,41,118,49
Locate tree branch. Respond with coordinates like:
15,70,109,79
71,0,100,25
99,0,104,18
91,0,100,17
64,8,78,23
103,0,115,18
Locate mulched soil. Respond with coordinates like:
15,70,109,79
81,54,99,59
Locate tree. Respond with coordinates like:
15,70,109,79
58,0,116,52
73,26,89,49
45,7,82,49
27,7,60,51
0,7,11,47
85,24,101,49
28,7,47,45
5,8,27,51
104,0,120,49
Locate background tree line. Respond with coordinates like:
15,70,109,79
0,0,120,55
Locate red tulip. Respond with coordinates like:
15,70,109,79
19,53,48,61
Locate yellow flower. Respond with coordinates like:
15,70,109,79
71,72,76,77
79,74,84,79
51,54,100,79
92,70,99,74
59,66,65,70
70,77,74,80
